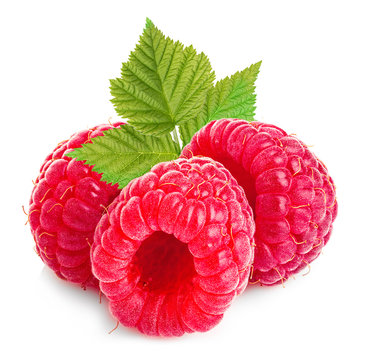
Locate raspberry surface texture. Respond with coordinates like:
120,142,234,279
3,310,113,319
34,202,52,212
181,119,337,286
91,157,255,336
28,122,123,288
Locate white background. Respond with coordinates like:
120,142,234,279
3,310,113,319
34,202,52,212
1,1,365,359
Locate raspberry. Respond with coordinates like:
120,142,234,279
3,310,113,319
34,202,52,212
28,122,123,288
91,157,255,336
181,119,337,286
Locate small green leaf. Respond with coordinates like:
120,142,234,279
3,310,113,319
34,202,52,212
110,20,215,136
66,124,179,188
179,61,262,146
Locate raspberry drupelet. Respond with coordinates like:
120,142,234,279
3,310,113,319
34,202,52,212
28,122,123,289
91,157,255,336
181,119,337,286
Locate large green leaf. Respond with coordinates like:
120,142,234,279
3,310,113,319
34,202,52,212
110,19,215,136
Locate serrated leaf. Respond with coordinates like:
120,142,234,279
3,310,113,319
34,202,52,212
179,61,262,146
110,20,215,136
66,124,179,188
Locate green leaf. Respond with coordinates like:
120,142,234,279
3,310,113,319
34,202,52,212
110,19,215,136
179,61,262,147
66,124,179,188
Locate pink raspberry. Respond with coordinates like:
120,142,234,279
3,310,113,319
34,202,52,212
181,119,337,286
91,157,255,336
28,122,123,289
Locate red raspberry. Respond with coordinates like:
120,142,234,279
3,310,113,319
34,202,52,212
181,119,337,286
28,122,123,289
91,157,255,336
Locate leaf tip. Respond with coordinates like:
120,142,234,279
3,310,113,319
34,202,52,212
255,60,262,70
64,149,77,159
145,17,154,30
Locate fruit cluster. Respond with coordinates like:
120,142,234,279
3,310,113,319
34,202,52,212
27,118,337,336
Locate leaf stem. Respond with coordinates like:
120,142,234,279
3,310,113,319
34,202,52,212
171,126,181,153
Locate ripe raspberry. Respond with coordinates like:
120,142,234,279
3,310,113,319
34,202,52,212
181,119,337,286
91,157,255,336
28,122,123,288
